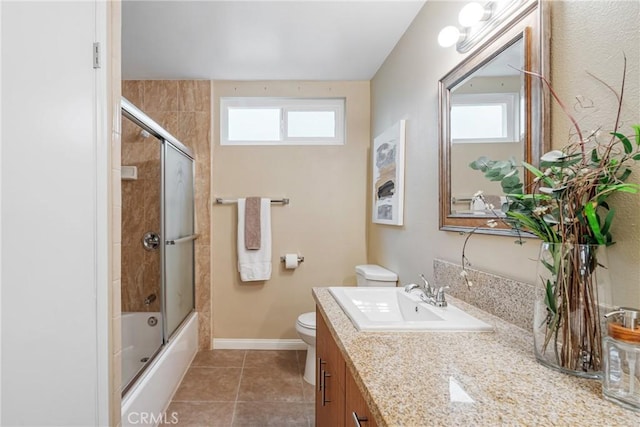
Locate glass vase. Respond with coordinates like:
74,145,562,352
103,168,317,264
533,242,613,378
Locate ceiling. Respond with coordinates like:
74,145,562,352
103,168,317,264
122,1,426,81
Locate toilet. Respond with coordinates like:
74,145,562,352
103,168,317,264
296,264,398,385
296,312,317,385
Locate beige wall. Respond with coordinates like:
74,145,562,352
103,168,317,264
212,81,370,340
548,0,640,305
370,0,640,305
122,80,212,349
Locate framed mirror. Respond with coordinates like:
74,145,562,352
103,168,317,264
439,0,549,235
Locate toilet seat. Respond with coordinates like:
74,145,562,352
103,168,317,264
297,312,316,329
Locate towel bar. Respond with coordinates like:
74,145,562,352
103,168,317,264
214,197,290,205
451,197,474,203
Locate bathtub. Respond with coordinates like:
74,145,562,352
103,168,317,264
121,311,198,427
121,312,164,389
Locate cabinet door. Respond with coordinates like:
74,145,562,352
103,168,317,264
345,371,377,427
316,311,345,427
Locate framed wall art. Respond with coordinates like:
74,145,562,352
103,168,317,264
372,120,405,226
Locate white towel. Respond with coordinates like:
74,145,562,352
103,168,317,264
237,198,272,281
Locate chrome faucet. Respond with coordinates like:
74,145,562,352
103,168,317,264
404,274,449,307
404,283,421,293
144,293,157,306
404,274,431,294
419,274,435,297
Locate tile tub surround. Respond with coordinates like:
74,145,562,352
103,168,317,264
122,80,212,349
313,287,640,426
434,258,535,332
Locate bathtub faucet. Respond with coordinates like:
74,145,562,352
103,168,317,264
144,293,157,306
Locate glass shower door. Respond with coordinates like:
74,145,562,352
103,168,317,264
163,143,195,339
120,116,164,392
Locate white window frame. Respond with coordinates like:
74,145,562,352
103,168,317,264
220,97,345,145
451,92,520,144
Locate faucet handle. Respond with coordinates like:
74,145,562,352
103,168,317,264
419,274,432,293
435,286,450,307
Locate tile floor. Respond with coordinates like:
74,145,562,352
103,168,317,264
162,350,315,427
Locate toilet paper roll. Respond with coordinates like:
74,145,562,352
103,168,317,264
285,253,299,269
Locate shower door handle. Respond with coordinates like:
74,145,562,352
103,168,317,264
165,234,199,245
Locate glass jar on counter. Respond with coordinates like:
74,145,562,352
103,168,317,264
603,307,640,411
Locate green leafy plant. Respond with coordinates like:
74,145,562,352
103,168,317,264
461,57,639,374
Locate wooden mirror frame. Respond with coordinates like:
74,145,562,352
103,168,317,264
438,0,549,235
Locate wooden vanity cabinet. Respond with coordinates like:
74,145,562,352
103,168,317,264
316,311,346,426
316,310,377,427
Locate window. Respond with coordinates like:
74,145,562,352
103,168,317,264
450,92,519,143
220,97,345,145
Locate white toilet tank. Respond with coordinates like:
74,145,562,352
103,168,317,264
355,264,398,287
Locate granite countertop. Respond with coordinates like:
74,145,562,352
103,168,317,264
313,287,640,426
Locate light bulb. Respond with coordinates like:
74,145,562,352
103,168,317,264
458,2,489,27
438,26,461,48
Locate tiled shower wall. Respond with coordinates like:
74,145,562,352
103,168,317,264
120,121,162,313
122,80,212,349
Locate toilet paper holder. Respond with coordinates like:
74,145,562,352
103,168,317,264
280,255,305,263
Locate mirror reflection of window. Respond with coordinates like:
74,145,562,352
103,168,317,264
449,38,525,216
451,92,519,143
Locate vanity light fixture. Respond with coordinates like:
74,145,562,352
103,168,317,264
437,26,465,48
437,2,492,49
438,0,528,53
458,2,492,27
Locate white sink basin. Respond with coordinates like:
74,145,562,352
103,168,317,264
328,287,493,332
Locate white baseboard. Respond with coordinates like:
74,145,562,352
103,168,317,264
212,338,307,350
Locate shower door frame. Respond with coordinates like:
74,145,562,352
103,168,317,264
121,98,194,159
